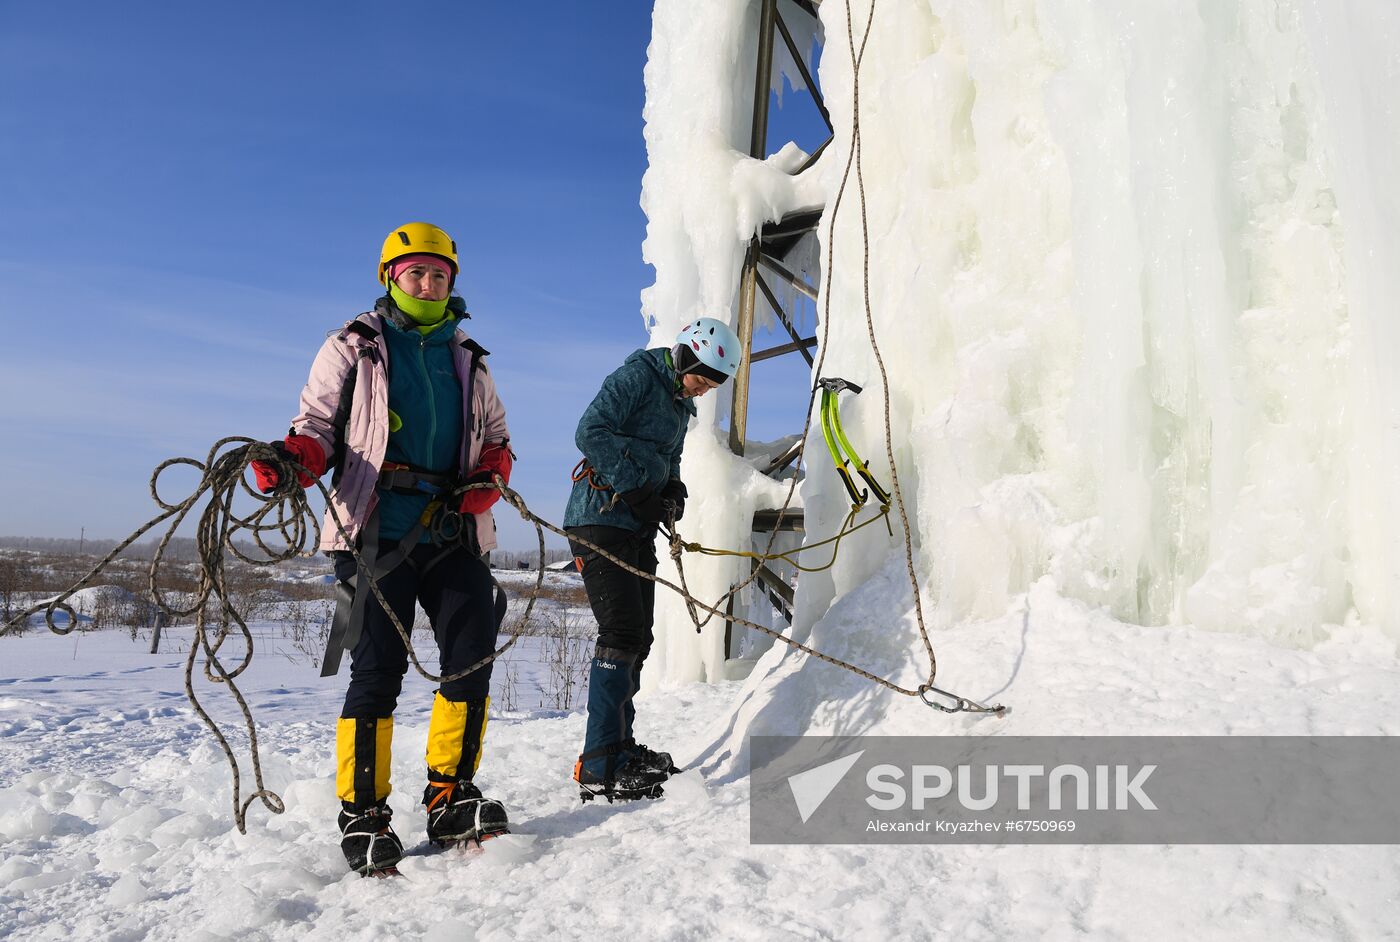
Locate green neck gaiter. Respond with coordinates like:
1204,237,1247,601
389,283,450,328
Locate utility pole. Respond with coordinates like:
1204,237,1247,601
79,528,85,556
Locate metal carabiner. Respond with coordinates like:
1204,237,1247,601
918,684,1009,716
430,506,465,544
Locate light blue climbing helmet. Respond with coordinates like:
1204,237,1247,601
673,317,742,383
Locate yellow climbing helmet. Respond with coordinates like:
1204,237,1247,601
378,222,459,287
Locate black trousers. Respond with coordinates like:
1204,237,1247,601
333,541,500,717
566,525,657,657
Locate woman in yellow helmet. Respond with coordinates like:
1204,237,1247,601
252,222,515,875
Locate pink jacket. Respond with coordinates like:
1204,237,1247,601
289,311,511,554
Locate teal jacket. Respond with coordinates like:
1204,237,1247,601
376,311,465,541
563,347,696,531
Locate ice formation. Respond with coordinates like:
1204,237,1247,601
638,0,1400,706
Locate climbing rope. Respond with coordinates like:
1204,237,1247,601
843,0,939,682
2,438,548,833
492,494,962,703
4,429,987,838
677,504,891,573
551,0,1005,715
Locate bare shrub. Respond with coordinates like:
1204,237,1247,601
495,657,520,712
0,555,33,631
95,588,122,631
108,571,162,641
283,594,334,668
538,607,592,710
217,566,277,623
412,603,434,637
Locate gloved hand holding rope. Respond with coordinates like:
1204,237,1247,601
2,437,548,833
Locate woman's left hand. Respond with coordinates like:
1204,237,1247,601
459,441,513,515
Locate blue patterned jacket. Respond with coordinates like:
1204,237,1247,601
563,348,696,531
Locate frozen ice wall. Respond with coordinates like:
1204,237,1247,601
638,0,1400,695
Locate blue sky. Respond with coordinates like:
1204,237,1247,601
0,1,826,552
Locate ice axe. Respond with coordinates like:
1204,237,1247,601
818,377,892,510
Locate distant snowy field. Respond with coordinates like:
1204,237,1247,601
4,583,1400,941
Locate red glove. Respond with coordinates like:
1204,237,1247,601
459,442,513,515
251,434,327,493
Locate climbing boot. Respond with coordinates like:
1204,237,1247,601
575,649,667,801
574,750,668,803
338,800,404,876
627,738,681,777
423,778,510,846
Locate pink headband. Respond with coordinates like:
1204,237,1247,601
388,254,453,282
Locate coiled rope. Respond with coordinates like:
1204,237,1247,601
2,438,549,833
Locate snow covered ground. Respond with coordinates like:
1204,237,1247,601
6,0,1400,937
4,590,1400,941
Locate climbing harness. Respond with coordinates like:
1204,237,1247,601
376,461,455,498
322,460,481,677
819,377,892,509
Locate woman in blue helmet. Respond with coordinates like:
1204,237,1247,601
562,317,743,800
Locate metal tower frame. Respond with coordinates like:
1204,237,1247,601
729,0,831,458
725,0,831,654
